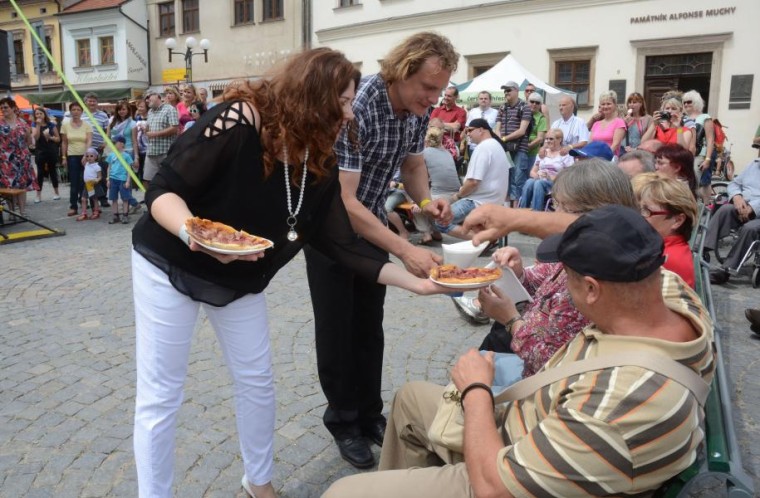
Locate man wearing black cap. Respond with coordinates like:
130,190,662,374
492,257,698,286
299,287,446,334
323,205,714,498
494,80,533,205
435,118,509,239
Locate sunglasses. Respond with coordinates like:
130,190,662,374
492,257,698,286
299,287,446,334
683,100,693,104
190,108,199,114
529,100,541,104
504,88,516,92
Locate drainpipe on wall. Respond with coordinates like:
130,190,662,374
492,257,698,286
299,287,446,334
301,0,312,49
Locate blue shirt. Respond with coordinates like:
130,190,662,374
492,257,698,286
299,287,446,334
728,159,760,216
335,73,429,223
107,151,133,181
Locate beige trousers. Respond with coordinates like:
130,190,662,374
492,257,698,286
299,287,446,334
321,381,474,498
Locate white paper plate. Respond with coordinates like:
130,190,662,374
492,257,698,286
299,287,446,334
190,236,273,255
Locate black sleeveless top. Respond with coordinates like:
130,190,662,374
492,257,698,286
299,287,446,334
132,100,388,306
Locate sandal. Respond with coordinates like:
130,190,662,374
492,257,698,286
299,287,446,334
91,210,101,220
76,213,89,221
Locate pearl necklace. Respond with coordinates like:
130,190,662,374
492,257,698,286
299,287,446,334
283,145,309,242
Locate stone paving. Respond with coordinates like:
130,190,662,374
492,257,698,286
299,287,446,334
1,187,759,497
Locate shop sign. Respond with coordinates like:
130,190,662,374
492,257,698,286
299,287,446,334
630,6,736,24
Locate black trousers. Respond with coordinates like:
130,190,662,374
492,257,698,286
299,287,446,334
35,151,59,191
304,245,387,438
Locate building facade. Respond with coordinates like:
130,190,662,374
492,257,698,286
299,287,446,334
313,0,760,168
145,0,306,95
0,0,63,94
56,0,149,101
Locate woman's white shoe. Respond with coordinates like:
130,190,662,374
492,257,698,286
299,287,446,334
241,476,276,498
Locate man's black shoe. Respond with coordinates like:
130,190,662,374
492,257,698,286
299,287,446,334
709,268,730,285
362,420,386,447
335,436,374,468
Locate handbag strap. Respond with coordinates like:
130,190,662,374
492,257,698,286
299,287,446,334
493,352,710,406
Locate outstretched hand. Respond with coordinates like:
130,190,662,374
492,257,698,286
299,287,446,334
462,204,512,246
423,197,452,225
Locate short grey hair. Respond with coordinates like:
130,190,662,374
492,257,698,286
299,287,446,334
552,158,637,212
619,149,655,173
682,89,705,113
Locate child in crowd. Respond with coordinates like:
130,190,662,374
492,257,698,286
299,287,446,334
106,136,140,224
78,148,102,221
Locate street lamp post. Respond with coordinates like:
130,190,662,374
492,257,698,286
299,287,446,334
164,36,211,83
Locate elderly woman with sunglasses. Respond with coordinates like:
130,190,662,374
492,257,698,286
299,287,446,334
633,172,697,288
518,128,572,211
474,160,636,376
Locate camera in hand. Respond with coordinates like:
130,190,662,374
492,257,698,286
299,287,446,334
659,111,671,122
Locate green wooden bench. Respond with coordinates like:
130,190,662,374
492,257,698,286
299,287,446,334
655,208,754,497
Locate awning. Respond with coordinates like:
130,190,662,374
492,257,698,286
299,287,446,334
26,87,145,104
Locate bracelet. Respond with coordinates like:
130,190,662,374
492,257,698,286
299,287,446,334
419,198,432,209
704,157,712,163
460,382,494,412
503,315,522,333
178,224,191,247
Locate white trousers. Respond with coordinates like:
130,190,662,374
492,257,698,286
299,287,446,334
132,251,274,498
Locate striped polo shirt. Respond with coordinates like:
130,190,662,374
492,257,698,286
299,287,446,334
495,270,715,497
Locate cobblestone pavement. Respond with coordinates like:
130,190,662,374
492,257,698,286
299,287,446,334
1,189,759,497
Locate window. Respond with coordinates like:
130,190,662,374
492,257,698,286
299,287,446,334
339,0,360,6
76,39,91,67
33,35,53,74
262,0,283,20
159,2,175,37
99,36,114,65
234,0,254,25
182,0,199,33
12,39,24,75
555,61,590,106
549,47,597,108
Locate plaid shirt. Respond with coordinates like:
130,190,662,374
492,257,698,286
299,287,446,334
81,109,110,150
336,74,429,223
147,103,179,156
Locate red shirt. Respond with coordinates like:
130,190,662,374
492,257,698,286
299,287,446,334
663,234,695,288
431,104,467,142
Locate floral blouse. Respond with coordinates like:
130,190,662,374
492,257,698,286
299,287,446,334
511,262,590,377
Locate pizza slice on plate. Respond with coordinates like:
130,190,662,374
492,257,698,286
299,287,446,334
429,264,502,285
185,217,273,252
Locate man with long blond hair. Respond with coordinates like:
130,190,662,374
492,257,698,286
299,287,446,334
304,32,459,469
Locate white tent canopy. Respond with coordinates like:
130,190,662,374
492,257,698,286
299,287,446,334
455,54,576,124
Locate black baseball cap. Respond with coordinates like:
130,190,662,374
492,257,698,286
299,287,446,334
536,205,666,282
467,118,501,142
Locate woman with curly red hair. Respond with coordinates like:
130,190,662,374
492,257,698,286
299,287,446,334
130,48,446,498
